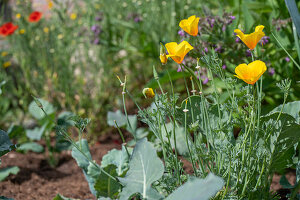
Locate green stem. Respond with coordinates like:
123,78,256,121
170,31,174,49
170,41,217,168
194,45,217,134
153,101,169,164
114,120,130,158
166,69,181,185
292,23,300,64
254,157,266,190
272,32,300,71
184,101,198,176
221,158,231,200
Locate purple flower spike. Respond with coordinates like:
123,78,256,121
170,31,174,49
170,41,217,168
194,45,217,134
202,76,209,84
222,65,227,70
235,37,241,43
177,65,184,72
93,38,100,45
230,16,236,20
204,47,208,52
91,25,99,32
210,18,215,28
95,16,102,21
260,36,270,45
285,57,290,62
178,30,185,37
91,25,102,35
215,46,222,53
246,49,251,57
134,17,142,23
222,25,226,32
268,67,275,76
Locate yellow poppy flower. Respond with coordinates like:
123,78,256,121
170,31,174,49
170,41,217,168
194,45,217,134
57,34,64,39
234,25,265,50
165,41,193,64
1,52,8,57
143,88,155,98
179,15,200,36
3,61,11,68
234,60,267,85
48,0,53,9
19,29,25,34
43,27,49,33
70,13,77,20
16,13,21,19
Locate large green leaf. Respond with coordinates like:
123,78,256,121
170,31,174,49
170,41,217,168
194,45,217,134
285,0,300,37
94,165,120,198
107,110,137,134
297,160,300,183
242,1,255,32
28,98,55,120
71,139,92,170
119,138,164,200
101,145,131,176
165,173,224,200
161,123,191,156
25,125,46,141
271,101,300,123
0,197,14,200
107,110,127,127
0,81,6,95
7,125,25,139
71,139,96,196
0,166,20,181
52,194,75,200
18,142,44,153
262,113,300,171
57,111,75,128
0,130,16,157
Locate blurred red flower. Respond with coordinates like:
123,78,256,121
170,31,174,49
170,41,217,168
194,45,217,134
28,11,42,22
0,22,19,36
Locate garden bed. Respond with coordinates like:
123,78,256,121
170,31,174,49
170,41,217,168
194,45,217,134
0,138,120,200
0,135,296,200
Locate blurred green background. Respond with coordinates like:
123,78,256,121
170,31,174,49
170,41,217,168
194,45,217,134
0,0,299,135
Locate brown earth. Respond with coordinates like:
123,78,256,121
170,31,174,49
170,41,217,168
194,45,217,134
0,138,120,200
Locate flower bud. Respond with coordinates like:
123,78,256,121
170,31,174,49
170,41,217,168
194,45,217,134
142,88,155,98
159,43,167,65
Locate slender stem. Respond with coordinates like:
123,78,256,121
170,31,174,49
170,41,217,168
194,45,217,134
184,101,198,176
153,101,169,164
166,69,181,185
122,81,136,140
254,157,266,190
272,32,300,71
114,120,130,158
221,157,231,200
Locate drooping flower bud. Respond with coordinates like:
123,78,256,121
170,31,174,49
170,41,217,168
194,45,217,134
142,88,155,98
159,43,167,65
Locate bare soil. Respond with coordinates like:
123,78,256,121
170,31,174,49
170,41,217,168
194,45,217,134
0,138,120,200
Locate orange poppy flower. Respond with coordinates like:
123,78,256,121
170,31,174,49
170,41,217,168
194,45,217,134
234,60,267,85
0,22,18,36
234,25,265,50
165,41,193,64
28,11,43,23
179,15,200,36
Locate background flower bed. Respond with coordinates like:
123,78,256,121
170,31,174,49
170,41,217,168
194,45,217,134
1,0,299,135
